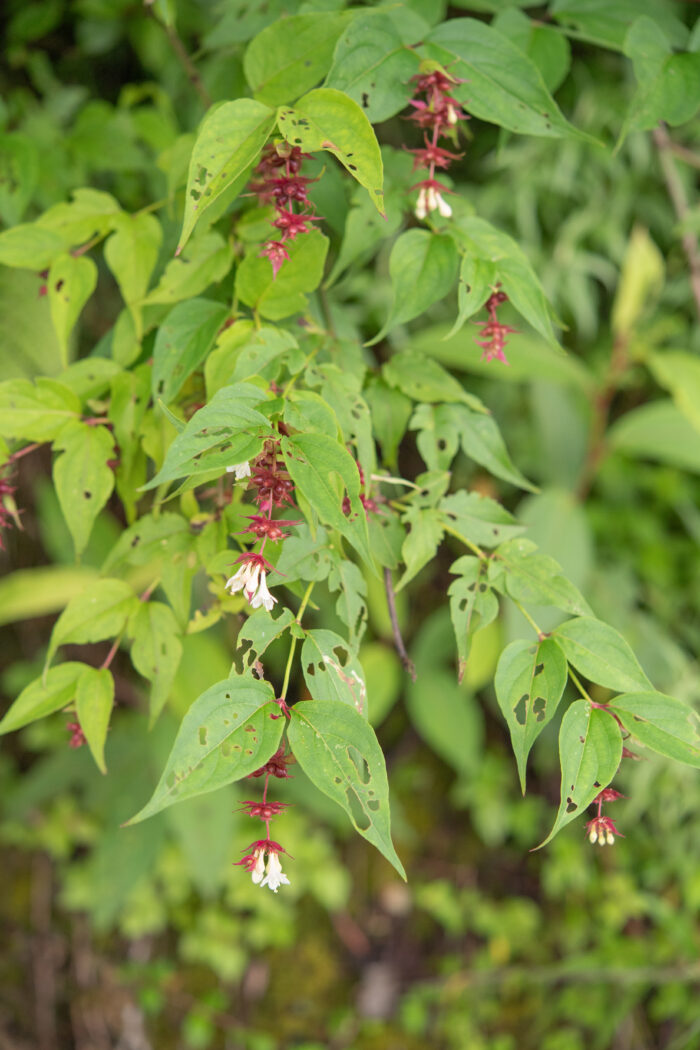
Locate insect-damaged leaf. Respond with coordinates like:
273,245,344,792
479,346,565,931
538,700,622,848
52,421,116,557
495,637,568,792
127,677,282,823
288,700,405,878
448,555,499,678
302,629,367,716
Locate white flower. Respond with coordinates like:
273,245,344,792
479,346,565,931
225,558,277,612
250,848,266,884
414,186,452,221
415,187,429,220
226,461,251,480
260,850,290,893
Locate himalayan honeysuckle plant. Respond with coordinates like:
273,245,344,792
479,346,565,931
1,0,700,898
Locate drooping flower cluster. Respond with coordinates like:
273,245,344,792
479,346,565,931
224,439,299,612
586,787,626,846
236,747,294,892
475,287,517,365
250,142,321,279
406,66,467,222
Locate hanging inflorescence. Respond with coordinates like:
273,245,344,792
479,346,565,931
406,66,467,222
251,143,322,279
475,287,517,365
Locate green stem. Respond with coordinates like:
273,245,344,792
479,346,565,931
441,522,486,560
279,581,314,702
567,666,594,704
509,596,544,638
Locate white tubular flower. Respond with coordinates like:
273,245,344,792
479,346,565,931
436,192,452,218
249,572,277,612
260,851,291,893
415,187,428,220
226,461,252,480
251,849,266,885
225,560,262,599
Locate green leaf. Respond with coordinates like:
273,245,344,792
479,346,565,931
37,188,122,247
495,637,568,792
448,254,498,338
491,538,593,616
231,327,301,383
539,700,622,847
142,231,233,306
129,601,183,725
47,253,98,366
0,662,86,734
60,358,121,401
152,298,228,404
277,87,384,213
550,0,688,52
0,566,99,626
302,629,367,715
0,377,80,441
459,409,537,491
281,432,373,567
178,99,276,254
439,491,525,548
608,400,700,474
554,617,653,693
288,700,405,878
274,523,334,585
244,12,351,106
611,226,664,338
0,132,39,224
75,666,114,774
424,18,590,140
620,18,700,142
368,230,459,345
328,558,368,646
0,224,65,269
143,382,273,490
52,421,116,557
397,506,444,589
128,677,281,823
325,11,420,122
364,377,412,468
493,9,571,93
452,216,558,345
104,212,162,338
47,579,139,668
235,229,329,320
383,349,485,411
649,351,700,436
448,554,499,678
608,692,700,768
236,606,296,672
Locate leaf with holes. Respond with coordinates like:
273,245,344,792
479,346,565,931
424,18,591,141
367,230,459,346
0,662,86,734
127,677,281,823
325,11,420,123
490,538,593,616
281,432,373,568
397,507,444,591
142,382,274,490
383,350,485,412
608,692,700,768
288,700,405,878
244,12,351,106
328,558,368,646
129,601,183,725
439,491,525,549
47,253,97,366
448,555,499,679
302,629,367,717
236,606,296,674
277,87,384,213
46,579,139,668
495,637,568,793
75,665,114,774
178,99,276,254
151,298,228,404
554,617,653,693
538,700,622,847
0,378,80,442
52,421,116,557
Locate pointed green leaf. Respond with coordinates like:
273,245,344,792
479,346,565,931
538,700,622,847
178,99,276,254
288,700,405,878
649,351,700,436
47,253,97,366
0,223,65,269
104,212,162,337
142,231,233,306
447,254,497,338
368,230,459,345
0,378,80,442
439,491,525,548
397,506,444,590
128,677,281,823
459,409,537,491
492,538,593,616
383,349,485,412
277,87,384,213
47,579,138,668
52,421,116,557
152,298,228,404
129,601,183,725
554,617,653,693
237,606,296,672
244,12,351,106
495,637,568,792
620,18,700,143
235,229,329,320
448,555,499,678
75,666,114,774
0,662,86,734
608,692,700,768
302,629,367,716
